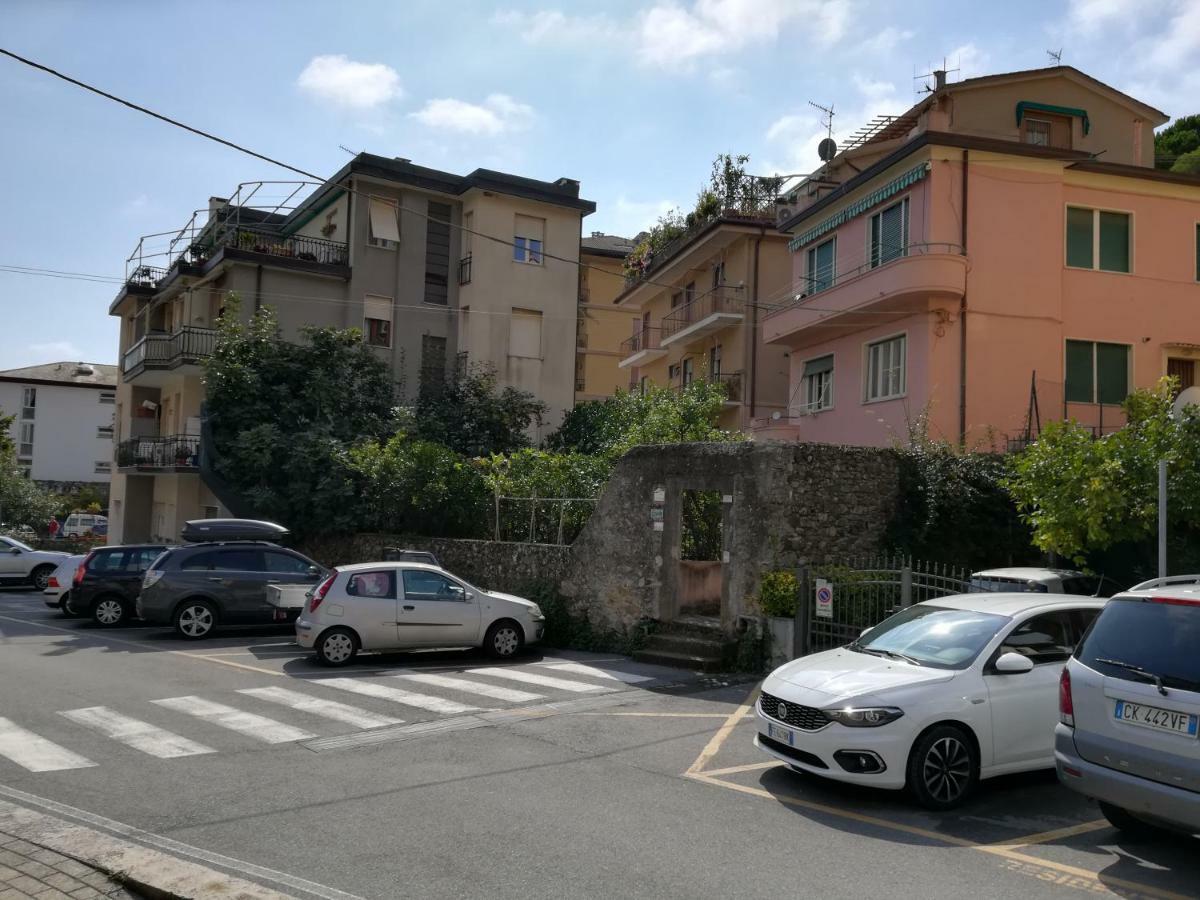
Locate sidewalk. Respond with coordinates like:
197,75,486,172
0,829,137,900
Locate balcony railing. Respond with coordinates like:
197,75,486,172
123,326,217,379
714,370,743,403
458,254,472,285
620,327,663,356
126,265,168,289
116,434,200,471
662,286,744,340
213,226,348,267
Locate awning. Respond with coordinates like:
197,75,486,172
364,294,393,321
1016,101,1090,135
368,198,400,244
802,354,834,377
788,162,930,252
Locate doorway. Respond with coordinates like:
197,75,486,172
678,490,723,618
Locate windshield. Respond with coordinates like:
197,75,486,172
1077,598,1200,691
1,536,34,553
853,605,1010,670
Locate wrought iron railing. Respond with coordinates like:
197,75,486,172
213,226,348,266
620,327,663,356
714,370,743,402
123,326,217,376
458,254,472,285
127,265,168,288
116,434,200,470
662,286,744,339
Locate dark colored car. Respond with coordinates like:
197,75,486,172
68,544,170,626
136,523,326,639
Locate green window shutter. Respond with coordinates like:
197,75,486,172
1098,212,1130,273
1066,208,1094,268
1065,340,1094,403
1096,342,1129,404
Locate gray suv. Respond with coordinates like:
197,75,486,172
1056,576,1200,837
136,521,326,639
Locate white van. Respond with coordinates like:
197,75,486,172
61,513,107,538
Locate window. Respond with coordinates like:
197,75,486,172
462,211,474,256
513,214,545,264
99,391,115,404
712,261,725,289
97,425,114,439
86,550,125,574
999,611,1077,665
347,570,396,599
21,387,35,420
639,375,649,395
1077,598,1200,691
94,461,112,474
668,363,680,383
420,334,447,394
211,549,263,572
402,569,466,601
509,308,543,358
367,197,400,249
1023,118,1051,146
802,354,834,411
870,198,908,268
1065,340,1130,404
671,291,683,309
364,295,393,349
424,201,452,305
864,335,906,401
263,551,316,575
1066,207,1131,273
18,422,33,458
684,282,696,305
805,237,836,293
682,357,694,386
708,345,721,378
574,355,586,393
1168,357,1196,392
202,505,220,519
181,550,219,571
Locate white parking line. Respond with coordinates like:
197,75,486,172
151,697,316,743
316,678,482,715
59,707,215,759
465,668,614,693
237,687,403,729
539,662,655,684
394,672,544,703
0,717,96,772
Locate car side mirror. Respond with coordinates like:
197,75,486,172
8,547,20,555
307,565,322,577
464,591,475,603
994,652,1035,674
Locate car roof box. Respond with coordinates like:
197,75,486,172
182,518,289,543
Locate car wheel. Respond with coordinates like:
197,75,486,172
484,620,525,659
174,600,217,640
907,725,979,810
59,593,75,616
315,628,358,667
30,565,55,592
92,596,128,627
1099,802,1162,840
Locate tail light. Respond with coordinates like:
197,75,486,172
47,576,59,589
1059,667,1075,727
72,553,94,587
309,573,336,612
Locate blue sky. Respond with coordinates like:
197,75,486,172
1,0,1196,368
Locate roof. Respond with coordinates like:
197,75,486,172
581,233,636,258
924,593,1107,617
971,567,1083,581
946,65,1167,122
335,561,446,574
0,362,117,388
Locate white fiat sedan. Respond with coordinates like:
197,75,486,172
756,594,1106,809
295,562,546,666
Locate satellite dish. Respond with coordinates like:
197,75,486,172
818,138,838,162
1172,385,1200,417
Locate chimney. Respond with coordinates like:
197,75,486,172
208,196,229,223
933,69,947,90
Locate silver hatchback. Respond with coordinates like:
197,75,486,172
1056,576,1200,837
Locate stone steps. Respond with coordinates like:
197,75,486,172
634,617,733,672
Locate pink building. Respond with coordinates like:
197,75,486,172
758,66,1200,450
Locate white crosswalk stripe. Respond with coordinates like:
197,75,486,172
316,678,482,715
465,668,614,693
151,696,316,743
394,672,544,703
539,662,654,684
0,716,96,772
237,687,403,729
59,707,215,759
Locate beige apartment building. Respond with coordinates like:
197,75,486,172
108,154,594,544
576,233,636,402
614,210,792,429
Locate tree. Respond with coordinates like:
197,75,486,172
1170,148,1200,175
413,362,545,457
0,411,13,459
0,410,56,528
1155,114,1200,169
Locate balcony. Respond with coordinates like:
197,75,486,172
618,327,667,369
208,225,348,268
764,243,966,349
123,326,217,383
661,287,744,347
116,434,200,473
714,370,743,404
458,254,472,285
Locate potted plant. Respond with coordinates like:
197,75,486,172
758,570,799,667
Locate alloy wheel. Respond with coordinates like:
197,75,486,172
493,626,520,657
922,736,972,804
322,632,354,664
95,599,124,626
179,605,214,638
33,569,52,591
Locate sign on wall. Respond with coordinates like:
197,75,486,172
815,579,833,620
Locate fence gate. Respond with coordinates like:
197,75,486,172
794,556,973,656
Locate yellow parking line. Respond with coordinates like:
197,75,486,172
973,844,1191,900
575,712,734,719
988,818,1111,849
684,685,760,776
699,760,784,777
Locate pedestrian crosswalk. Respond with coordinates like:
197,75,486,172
0,660,667,775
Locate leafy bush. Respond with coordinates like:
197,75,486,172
758,571,799,617
414,362,546,457
479,449,612,543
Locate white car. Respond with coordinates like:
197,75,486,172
61,513,107,538
968,567,1116,596
42,554,87,613
295,562,547,666
756,594,1106,809
0,535,72,591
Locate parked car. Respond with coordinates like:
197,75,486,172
295,562,546,666
136,519,326,639
67,544,170,626
968,567,1118,597
0,523,37,542
61,513,107,538
42,554,87,613
0,535,71,591
755,593,1105,809
1056,575,1200,837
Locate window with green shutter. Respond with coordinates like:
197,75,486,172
1065,340,1094,403
1066,207,1131,273
1066,207,1094,269
1096,342,1129,403
1098,212,1130,273
806,237,835,293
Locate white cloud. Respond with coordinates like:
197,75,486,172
29,341,83,361
490,9,620,43
860,25,914,54
296,55,403,110
411,94,535,136
592,195,680,240
944,42,989,80
1067,0,1144,33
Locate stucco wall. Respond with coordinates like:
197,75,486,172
0,382,115,484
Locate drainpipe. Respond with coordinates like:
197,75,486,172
254,264,263,313
958,150,969,446
749,228,763,422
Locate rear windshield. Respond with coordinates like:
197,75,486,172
1076,598,1200,691
968,577,1049,593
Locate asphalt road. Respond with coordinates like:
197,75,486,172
0,588,1194,900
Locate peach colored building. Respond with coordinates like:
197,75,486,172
576,233,636,403
759,66,1200,450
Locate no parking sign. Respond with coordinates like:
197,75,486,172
815,579,833,619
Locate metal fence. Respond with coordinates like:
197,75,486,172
492,495,598,546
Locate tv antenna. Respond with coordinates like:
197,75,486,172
1047,48,1063,65
338,144,360,157
808,100,835,141
916,57,960,93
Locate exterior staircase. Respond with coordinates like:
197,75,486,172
633,615,733,672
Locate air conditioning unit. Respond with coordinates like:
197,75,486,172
776,206,795,225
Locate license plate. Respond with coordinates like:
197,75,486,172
766,723,795,746
1114,700,1199,738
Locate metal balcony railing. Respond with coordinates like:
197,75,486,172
458,254,472,285
620,327,663,356
116,434,200,470
123,326,217,378
213,226,348,266
662,286,744,339
713,370,743,402
126,265,168,289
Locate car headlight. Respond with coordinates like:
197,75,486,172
527,605,544,618
823,707,904,727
